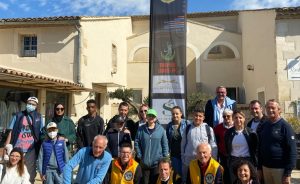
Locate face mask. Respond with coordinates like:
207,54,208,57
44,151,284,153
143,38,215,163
48,131,58,139
26,104,36,112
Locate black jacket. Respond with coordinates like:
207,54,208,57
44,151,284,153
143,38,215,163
224,127,258,166
106,128,132,158
246,115,267,135
105,115,137,139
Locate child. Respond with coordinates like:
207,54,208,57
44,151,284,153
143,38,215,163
38,122,68,184
180,109,218,182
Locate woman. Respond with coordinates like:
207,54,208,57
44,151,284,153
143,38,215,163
213,108,234,182
134,108,169,184
233,159,259,184
166,106,188,175
225,110,258,183
47,103,76,150
0,148,30,184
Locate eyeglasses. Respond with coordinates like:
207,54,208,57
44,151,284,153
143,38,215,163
223,115,231,118
10,154,21,158
120,151,131,155
139,110,148,113
55,108,64,111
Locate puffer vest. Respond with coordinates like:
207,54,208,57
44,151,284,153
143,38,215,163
42,139,65,175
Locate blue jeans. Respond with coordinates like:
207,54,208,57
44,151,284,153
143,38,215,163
171,157,182,176
45,170,63,184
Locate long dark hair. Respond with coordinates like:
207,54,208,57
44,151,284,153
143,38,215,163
52,103,64,123
7,148,25,177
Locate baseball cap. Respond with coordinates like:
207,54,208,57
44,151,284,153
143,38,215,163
46,122,58,129
147,109,157,117
27,96,38,104
113,115,125,124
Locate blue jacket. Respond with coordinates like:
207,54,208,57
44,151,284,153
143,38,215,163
63,147,112,184
204,97,236,127
134,122,169,168
41,140,66,175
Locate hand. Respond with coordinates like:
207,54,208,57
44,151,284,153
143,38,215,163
282,176,291,184
58,136,68,142
124,129,131,134
40,174,46,181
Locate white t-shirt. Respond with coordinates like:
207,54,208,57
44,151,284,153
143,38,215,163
250,120,260,132
0,165,30,184
231,130,250,157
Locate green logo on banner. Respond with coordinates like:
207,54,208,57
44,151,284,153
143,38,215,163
161,0,175,4
161,42,175,62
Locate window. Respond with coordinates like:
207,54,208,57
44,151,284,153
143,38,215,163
112,44,117,74
22,35,37,57
132,89,142,104
227,87,238,102
207,45,235,59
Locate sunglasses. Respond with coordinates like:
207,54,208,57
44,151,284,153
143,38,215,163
139,110,148,113
56,108,64,111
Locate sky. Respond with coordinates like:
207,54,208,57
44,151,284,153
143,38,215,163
0,0,299,18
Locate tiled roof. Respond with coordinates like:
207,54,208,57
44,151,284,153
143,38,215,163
0,16,80,23
276,7,300,19
0,66,86,91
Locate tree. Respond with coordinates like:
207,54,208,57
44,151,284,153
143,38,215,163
187,91,213,116
108,88,139,115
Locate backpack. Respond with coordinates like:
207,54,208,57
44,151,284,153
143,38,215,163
183,123,212,153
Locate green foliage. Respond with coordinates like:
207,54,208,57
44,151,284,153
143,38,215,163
187,92,213,115
108,88,139,115
287,116,300,133
108,88,134,102
143,96,149,105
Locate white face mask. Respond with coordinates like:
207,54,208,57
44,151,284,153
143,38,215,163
48,131,58,139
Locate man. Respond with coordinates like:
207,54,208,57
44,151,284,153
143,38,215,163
181,109,218,182
105,102,136,139
258,99,297,184
247,100,266,133
5,96,44,184
105,142,142,184
63,135,112,184
186,143,223,184
204,86,236,128
156,158,182,184
76,99,104,149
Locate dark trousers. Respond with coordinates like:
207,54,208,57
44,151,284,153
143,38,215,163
141,165,159,184
219,154,230,184
24,148,37,184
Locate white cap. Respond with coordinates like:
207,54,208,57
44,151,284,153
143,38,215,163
27,96,38,104
46,122,57,129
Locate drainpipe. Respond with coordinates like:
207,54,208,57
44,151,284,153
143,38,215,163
75,20,82,85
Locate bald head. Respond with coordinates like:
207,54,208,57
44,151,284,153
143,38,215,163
92,135,108,157
197,143,212,164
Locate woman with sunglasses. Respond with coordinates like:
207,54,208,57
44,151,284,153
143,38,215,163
46,103,76,150
0,147,30,184
225,110,258,183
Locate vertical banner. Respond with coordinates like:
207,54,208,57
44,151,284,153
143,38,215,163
149,0,187,124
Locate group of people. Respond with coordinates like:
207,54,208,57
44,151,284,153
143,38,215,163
0,85,297,184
